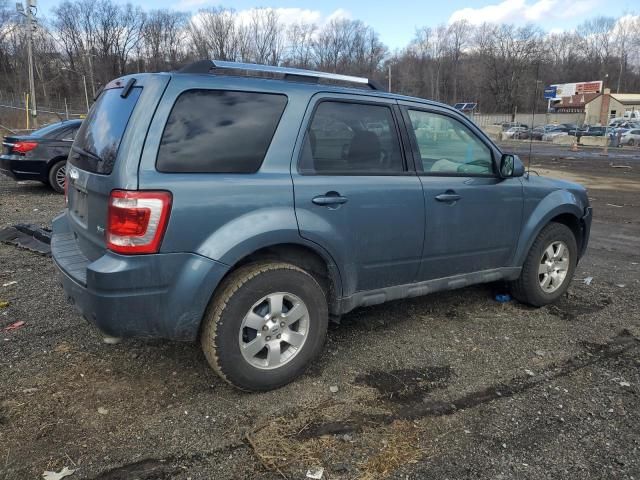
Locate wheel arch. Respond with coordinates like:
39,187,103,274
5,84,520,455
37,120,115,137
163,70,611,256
47,155,67,171
514,193,585,267
217,241,343,315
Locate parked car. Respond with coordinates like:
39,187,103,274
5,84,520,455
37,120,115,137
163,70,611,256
542,128,568,142
530,125,568,141
501,122,528,131
568,125,610,139
620,129,640,146
503,126,529,139
0,119,82,193
52,61,592,391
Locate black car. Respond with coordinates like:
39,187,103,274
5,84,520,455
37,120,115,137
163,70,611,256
0,119,81,193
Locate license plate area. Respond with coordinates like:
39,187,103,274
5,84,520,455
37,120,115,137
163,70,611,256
69,188,88,227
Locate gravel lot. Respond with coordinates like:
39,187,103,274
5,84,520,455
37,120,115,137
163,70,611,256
1,145,639,479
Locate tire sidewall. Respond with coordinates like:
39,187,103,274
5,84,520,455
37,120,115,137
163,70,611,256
205,265,328,391
525,224,578,305
48,160,66,194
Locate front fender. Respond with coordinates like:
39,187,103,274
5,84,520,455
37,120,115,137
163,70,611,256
513,189,584,267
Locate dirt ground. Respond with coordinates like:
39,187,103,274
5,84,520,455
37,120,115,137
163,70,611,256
1,144,639,480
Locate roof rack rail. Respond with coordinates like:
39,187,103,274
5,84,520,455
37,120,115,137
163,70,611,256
177,60,385,91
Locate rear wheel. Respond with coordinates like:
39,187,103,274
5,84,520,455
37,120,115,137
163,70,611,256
48,160,66,194
510,222,577,307
628,139,635,146
201,262,328,391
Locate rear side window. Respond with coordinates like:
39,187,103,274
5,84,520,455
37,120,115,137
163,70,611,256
72,87,142,174
156,90,287,173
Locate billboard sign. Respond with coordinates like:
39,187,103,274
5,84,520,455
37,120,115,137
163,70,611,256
543,86,557,99
548,81,603,100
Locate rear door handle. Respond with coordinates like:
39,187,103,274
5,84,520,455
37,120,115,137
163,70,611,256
312,192,348,206
435,192,461,203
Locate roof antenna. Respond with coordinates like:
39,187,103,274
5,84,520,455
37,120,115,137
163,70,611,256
527,62,541,176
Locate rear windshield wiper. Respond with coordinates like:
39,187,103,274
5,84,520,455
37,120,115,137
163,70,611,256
71,145,103,163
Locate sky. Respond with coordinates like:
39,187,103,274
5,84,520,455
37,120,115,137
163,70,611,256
33,0,638,50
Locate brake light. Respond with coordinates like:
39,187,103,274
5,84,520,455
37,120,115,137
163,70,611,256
13,141,38,154
107,190,172,254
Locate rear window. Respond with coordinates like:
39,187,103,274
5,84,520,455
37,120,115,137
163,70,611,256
29,122,67,138
71,87,142,174
156,90,287,173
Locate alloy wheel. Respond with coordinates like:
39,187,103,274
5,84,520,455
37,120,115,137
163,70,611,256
538,241,570,293
238,292,310,370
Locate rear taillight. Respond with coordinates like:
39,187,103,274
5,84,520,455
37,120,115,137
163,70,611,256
107,190,172,254
12,141,38,154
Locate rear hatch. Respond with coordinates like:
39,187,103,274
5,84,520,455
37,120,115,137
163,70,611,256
65,74,169,261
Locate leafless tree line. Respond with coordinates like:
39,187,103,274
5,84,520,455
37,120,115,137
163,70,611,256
0,0,639,114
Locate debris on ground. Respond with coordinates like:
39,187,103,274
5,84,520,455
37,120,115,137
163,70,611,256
97,407,109,415
0,300,8,308
524,369,535,377
0,224,52,256
42,467,76,480
620,381,631,387
329,385,339,393
306,466,324,479
606,203,624,208
2,281,17,287
495,294,512,302
609,164,632,169
3,320,25,331
583,276,593,285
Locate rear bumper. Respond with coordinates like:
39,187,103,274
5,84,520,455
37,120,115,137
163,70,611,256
51,212,229,341
0,155,48,181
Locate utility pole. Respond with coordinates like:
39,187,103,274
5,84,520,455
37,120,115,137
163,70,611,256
86,52,96,98
16,0,37,128
388,65,391,92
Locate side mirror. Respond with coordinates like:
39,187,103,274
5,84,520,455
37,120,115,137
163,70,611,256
499,153,525,178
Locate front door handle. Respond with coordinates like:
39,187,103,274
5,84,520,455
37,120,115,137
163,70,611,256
312,192,348,207
435,191,461,203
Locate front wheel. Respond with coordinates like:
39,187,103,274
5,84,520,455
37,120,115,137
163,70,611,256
201,262,328,391
48,160,66,194
510,222,578,307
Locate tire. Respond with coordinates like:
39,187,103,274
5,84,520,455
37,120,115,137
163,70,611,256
48,160,66,194
201,262,328,391
510,222,578,307
628,139,635,146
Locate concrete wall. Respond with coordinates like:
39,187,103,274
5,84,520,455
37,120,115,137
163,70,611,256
470,112,584,128
551,135,574,145
581,136,608,146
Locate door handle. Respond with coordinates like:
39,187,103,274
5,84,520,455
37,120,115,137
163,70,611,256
312,192,348,206
435,192,461,203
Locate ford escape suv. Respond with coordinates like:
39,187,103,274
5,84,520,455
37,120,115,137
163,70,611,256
52,60,592,391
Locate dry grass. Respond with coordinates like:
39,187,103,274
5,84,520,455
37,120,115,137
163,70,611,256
358,421,423,480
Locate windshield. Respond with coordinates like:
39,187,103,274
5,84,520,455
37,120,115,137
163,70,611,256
71,87,142,174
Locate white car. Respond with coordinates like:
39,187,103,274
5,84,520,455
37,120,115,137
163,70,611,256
503,126,528,139
620,129,640,146
542,130,568,142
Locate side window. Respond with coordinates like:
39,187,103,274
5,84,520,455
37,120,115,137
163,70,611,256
407,109,494,175
299,101,404,175
61,127,78,141
157,90,287,173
